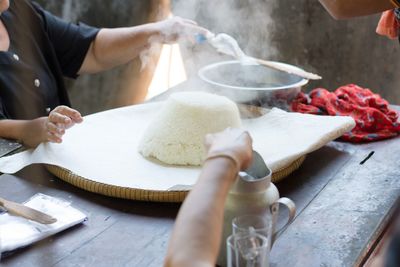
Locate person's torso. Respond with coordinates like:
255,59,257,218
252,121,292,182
0,0,64,120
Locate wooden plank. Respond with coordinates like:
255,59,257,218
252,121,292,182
52,215,174,267
363,202,400,267
0,165,179,267
274,142,356,228
1,141,398,267
270,137,400,267
0,99,399,266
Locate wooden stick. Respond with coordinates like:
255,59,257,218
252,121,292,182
254,58,322,80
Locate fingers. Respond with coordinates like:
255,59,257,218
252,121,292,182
240,134,253,170
157,16,211,44
46,106,83,144
237,130,253,170
175,17,209,35
183,24,211,41
48,106,82,129
46,130,62,144
45,121,66,143
50,105,83,124
46,120,65,135
204,127,254,170
179,17,198,26
49,111,72,125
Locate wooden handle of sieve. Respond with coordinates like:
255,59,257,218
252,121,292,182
254,58,322,80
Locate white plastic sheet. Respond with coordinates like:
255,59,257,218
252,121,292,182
0,103,355,191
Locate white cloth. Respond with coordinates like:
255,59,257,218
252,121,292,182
0,103,355,191
0,193,86,253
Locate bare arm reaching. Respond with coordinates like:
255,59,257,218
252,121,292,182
79,17,209,74
319,0,394,19
164,128,253,267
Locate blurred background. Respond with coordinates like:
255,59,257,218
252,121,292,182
37,0,400,115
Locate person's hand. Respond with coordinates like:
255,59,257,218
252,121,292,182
205,128,253,171
152,16,211,44
45,105,83,143
17,117,48,148
19,106,83,148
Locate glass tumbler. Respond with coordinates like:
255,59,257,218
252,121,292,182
227,232,269,267
232,214,273,247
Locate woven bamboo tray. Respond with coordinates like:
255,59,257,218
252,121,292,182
45,155,305,203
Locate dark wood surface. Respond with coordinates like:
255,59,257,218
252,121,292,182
271,140,400,267
0,88,399,266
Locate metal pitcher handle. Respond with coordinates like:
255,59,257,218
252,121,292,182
270,197,296,245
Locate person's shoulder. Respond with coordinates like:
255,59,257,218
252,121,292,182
8,0,41,16
9,0,45,23
26,0,44,14
10,0,32,10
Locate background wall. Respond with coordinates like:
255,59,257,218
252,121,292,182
272,0,400,104
173,0,400,104
40,0,400,115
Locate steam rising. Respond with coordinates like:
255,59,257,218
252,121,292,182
142,0,277,72
140,35,163,71
208,33,258,65
172,0,278,61
143,0,289,108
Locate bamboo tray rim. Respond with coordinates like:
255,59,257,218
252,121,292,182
45,155,305,203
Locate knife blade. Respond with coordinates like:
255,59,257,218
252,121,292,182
0,197,57,224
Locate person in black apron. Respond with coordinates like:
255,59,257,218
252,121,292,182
0,0,208,147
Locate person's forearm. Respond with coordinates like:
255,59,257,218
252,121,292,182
164,158,238,267
319,0,394,19
79,23,159,74
0,118,47,147
0,119,29,141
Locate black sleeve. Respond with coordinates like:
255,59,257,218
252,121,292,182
31,2,100,79
0,100,7,120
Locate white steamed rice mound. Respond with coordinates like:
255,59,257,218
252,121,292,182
138,92,241,166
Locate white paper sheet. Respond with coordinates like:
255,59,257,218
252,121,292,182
0,193,86,253
0,103,355,191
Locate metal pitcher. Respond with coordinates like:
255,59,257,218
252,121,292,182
217,151,296,266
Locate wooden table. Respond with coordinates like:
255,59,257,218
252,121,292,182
1,85,399,267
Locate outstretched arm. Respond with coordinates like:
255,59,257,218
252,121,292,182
319,0,394,19
79,17,208,74
164,128,253,267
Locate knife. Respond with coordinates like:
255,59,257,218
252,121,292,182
0,197,57,224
